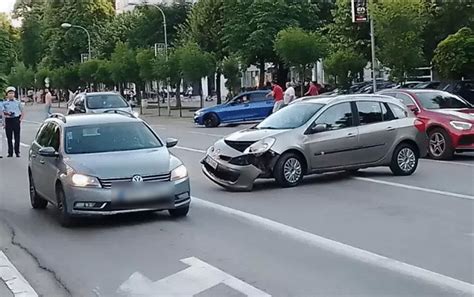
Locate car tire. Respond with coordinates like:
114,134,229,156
204,113,220,128
29,172,48,209
168,206,189,218
390,143,419,176
67,110,74,115
274,153,304,188
428,128,454,160
56,186,75,228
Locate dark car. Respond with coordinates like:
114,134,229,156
67,92,134,115
414,81,441,89
379,89,474,160
440,80,474,104
194,90,274,128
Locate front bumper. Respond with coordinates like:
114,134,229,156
194,114,204,125
62,178,190,216
453,133,474,152
201,155,262,191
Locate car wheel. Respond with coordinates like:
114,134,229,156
204,113,220,128
168,206,189,218
29,172,48,209
56,186,75,228
274,153,304,187
428,128,454,160
390,143,418,176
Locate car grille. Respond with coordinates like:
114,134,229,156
458,135,474,146
219,155,232,161
224,140,255,152
203,163,240,183
99,173,171,189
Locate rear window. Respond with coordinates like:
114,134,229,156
86,94,128,109
415,92,471,109
65,122,162,154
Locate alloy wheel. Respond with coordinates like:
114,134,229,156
283,158,302,183
397,148,416,172
429,132,446,157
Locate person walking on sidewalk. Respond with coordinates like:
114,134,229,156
45,88,53,118
267,81,284,113
283,82,296,106
2,87,24,158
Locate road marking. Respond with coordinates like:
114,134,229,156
0,251,38,297
421,159,474,168
187,131,225,138
118,257,270,297
175,146,207,154
353,177,474,201
21,120,42,125
20,143,30,148
192,197,474,295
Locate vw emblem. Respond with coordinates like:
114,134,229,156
132,175,143,183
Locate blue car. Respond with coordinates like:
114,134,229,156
194,90,274,127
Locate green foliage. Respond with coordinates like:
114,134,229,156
78,59,100,84
433,27,474,80
325,48,366,89
94,59,113,86
136,49,156,82
109,42,139,84
175,42,214,84
0,14,17,76
373,0,427,82
50,64,80,90
15,0,44,69
8,62,35,88
34,65,50,89
222,56,241,96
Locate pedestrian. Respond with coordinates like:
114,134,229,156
2,87,24,158
186,85,193,99
266,81,284,113
0,96,4,159
45,88,53,118
283,82,296,106
304,81,320,96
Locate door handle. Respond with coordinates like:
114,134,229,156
386,127,395,131
347,133,357,138
39,160,45,164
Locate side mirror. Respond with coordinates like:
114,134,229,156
407,104,419,114
309,123,328,134
39,147,59,157
166,138,178,148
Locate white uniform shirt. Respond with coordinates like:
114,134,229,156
283,86,295,105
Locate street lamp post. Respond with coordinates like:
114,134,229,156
61,23,92,61
129,1,171,115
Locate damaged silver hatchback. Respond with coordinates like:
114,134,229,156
202,95,428,191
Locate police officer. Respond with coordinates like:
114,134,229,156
0,95,4,159
2,87,24,158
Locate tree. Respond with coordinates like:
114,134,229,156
97,11,140,58
8,62,35,90
94,59,113,87
78,59,100,87
372,0,427,82
136,49,156,83
183,0,226,103
0,14,17,76
275,27,328,95
15,0,44,69
325,48,366,89
109,42,139,90
175,42,214,108
433,27,474,80
222,56,241,98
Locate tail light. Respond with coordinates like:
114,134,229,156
414,119,425,132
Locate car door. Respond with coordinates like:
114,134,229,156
247,93,273,120
354,101,397,164
73,96,86,113
41,123,62,199
305,102,359,169
220,94,251,122
30,122,55,198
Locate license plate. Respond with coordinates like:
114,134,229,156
205,156,218,170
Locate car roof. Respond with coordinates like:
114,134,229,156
299,94,402,105
46,113,141,127
83,92,122,97
382,88,452,96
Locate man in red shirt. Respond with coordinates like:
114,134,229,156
267,81,284,113
305,81,319,96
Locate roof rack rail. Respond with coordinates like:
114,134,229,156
49,113,67,123
103,109,137,118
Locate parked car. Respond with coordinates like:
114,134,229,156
194,90,274,128
379,89,474,160
202,95,427,191
393,81,423,89
67,92,135,115
414,81,441,89
28,112,190,227
439,80,474,104
356,82,397,94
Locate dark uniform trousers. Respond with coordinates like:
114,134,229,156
5,117,21,156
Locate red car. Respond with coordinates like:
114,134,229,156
379,89,474,160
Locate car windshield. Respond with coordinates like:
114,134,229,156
65,122,162,154
86,94,128,109
256,103,325,129
415,92,471,109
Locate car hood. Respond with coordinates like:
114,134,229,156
89,107,132,114
430,109,474,122
196,104,228,114
225,128,289,142
64,148,174,179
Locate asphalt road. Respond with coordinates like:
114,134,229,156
0,104,473,297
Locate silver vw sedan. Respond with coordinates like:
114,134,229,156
28,112,190,227
202,95,428,191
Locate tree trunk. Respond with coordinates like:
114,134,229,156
216,69,222,105
176,81,182,109
300,66,306,97
276,62,289,88
259,59,266,88
199,82,203,109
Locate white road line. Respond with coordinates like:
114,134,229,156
192,197,474,295
354,177,474,201
421,159,474,168
21,120,42,125
175,146,207,154
20,143,30,148
0,251,38,297
187,131,225,138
